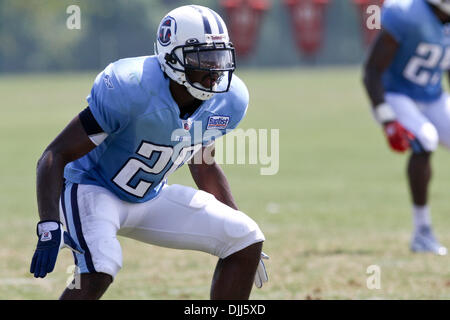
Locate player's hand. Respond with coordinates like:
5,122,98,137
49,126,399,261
30,220,84,278
254,252,269,288
383,121,415,153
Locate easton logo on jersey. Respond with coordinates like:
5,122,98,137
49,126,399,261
207,116,230,129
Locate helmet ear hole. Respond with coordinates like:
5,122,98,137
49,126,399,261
164,53,177,65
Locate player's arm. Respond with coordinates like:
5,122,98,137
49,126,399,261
37,112,97,222
31,108,103,278
188,143,238,210
363,29,398,110
363,29,414,152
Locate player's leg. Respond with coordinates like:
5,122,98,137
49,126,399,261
385,93,445,254
118,184,265,299
210,241,262,299
58,182,125,299
407,152,447,254
407,151,432,211
422,93,450,149
386,92,438,206
407,151,434,235
416,93,450,255
60,273,112,300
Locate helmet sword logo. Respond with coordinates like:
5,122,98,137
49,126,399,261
158,16,176,47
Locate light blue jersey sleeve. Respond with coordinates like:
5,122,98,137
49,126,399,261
87,63,135,135
199,75,249,147
225,75,249,130
381,1,410,42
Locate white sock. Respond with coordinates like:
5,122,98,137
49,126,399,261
413,204,431,232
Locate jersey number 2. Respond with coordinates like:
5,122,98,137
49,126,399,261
403,43,450,86
112,142,202,198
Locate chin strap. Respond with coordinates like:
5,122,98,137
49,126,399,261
186,82,215,101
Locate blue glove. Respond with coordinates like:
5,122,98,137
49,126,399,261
30,220,84,278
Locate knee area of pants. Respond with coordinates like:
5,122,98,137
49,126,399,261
418,122,438,151
221,212,265,258
90,264,121,280
219,221,265,259
88,237,122,279
223,211,263,239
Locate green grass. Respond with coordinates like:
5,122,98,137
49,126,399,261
1,67,449,299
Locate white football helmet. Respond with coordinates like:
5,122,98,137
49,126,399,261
155,5,236,100
427,0,450,15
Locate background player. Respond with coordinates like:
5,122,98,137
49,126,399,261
363,0,450,255
30,5,267,299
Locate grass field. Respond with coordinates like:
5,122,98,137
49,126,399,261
1,67,449,299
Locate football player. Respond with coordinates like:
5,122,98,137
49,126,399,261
363,0,450,255
30,5,268,299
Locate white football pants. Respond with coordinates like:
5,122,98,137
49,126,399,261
59,181,265,278
384,92,450,152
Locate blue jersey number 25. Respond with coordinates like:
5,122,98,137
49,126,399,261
403,43,450,86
